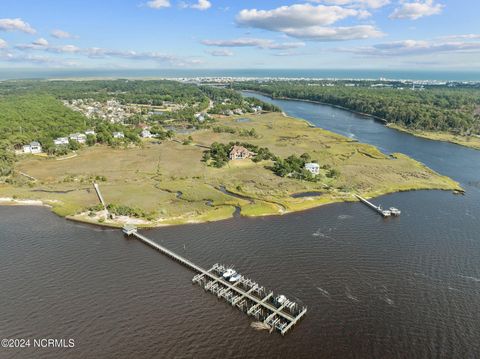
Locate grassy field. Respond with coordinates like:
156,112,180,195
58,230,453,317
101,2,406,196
387,123,480,150
0,112,461,227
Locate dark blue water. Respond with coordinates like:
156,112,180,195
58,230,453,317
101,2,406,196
2,68,480,81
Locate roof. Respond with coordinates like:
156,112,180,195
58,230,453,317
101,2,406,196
305,162,319,167
30,141,41,146
230,145,254,155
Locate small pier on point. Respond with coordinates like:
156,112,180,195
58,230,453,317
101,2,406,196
355,194,401,217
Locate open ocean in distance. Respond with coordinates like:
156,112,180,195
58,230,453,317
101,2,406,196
1,68,480,81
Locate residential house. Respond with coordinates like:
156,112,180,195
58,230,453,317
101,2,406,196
23,141,42,154
113,131,124,139
54,137,69,146
141,129,153,138
69,133,87,144
85,129,96,136
195,113,206,122
229,145,255,160
304,162,320,175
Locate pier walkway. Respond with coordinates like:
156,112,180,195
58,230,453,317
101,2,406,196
355,194,401,217
93,183,107,209
123,225,307,335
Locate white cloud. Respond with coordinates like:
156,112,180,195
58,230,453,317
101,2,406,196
207,49,233,56
51,29,75,39
236,4,367,29
281,25,384,41
0,38,7,48
390,0,444,20
342,39,480,56
0,51,71,65
146,0,171,9
308,0,390,9
191,0,212,10
0,18,36,34
13,39,202,67
439,34,480,41
50,44,81,53
202,37,305,50
235,4,382,41
32,38,49,47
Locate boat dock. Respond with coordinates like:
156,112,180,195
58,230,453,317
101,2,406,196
122,225,307,335
355,195,401,217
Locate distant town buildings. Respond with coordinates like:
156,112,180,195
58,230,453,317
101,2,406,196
304,162,320,175
229,145,255,160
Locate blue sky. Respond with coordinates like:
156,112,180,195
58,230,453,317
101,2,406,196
0,0,478,70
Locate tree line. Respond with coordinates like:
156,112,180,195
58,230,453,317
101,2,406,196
234,81,480,135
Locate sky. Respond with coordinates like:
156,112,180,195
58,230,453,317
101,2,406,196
0,0,479,70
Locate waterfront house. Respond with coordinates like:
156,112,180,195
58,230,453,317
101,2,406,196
113,131,124,139
304,162,320,175
23,141,42,154
229,145,255,160
54,137,69,146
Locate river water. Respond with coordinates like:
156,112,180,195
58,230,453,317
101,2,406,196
1,94,479,358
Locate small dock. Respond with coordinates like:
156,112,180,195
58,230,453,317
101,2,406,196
355,195,401,217
123,225,307,335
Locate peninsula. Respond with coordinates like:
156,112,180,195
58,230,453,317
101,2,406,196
0,80,461,227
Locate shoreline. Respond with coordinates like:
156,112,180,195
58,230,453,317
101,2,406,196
0,184,462,229
243,90,480,151
386,124,480,151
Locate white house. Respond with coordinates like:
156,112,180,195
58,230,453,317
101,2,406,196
113,131,124,139
85,129,95,136
195,113,206,122
23,141,42,154
69,133,87,144
304,162,320,176
54,137,69,146
141,129,153,138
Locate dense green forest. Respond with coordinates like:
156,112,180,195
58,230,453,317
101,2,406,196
0,79,210,106
0,94,89,145
234,81,480,135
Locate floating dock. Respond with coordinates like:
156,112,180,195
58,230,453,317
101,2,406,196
355,195,401,217
123,225,307,335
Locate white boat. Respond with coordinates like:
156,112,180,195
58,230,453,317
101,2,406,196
229,273,241,282
277,295,287,304
389,207,401,215
222,268,236,279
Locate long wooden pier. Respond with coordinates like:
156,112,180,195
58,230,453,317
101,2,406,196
123,225,307,335
355,194,401,217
